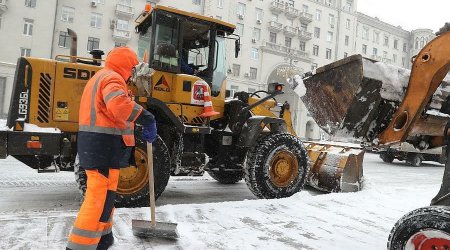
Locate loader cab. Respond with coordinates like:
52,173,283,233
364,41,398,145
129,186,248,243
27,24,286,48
136,5,238,96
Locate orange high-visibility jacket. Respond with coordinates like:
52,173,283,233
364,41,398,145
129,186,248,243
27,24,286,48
78,47,146,169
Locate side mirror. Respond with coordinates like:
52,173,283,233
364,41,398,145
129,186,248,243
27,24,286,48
235,39,241,58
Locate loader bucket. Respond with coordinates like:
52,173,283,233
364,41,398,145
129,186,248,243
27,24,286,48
302,54,450,142
304,141,364,192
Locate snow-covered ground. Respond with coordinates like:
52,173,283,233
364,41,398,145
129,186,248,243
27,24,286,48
0,153,444,249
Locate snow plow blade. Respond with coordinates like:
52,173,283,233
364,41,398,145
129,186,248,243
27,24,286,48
304,141,364,192
301,54,450,142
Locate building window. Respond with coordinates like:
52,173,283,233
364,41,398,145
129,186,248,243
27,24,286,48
327,31,333,42
20,48,31,57
252,28,261,41
373,47,378,56
251,47,259,60
356,23,359,37
58,31,70,48
325,0,332,6
302,4,308,13
115,42,127,47
393,54,397,63
271,13,278,22
362,44,367,54
285,37,292,47
256,8,263,22
344,52,348,58
192,0,201,5
345,35,349,46
394,39,398,49
346,19,350,29
313,45,319,56
250,67,257,80
90,13,102,28
25,0,36,8
232,64,240,77
87,37,100,51
415,38,419,49
23,19,33,36
420,37,425,48
217,0,223,8
362,27,369,40
402,57,406,67
237,3,246,16
326,48,332,59
311,63,318,71
116,19,129,30
314,27,320,38
383,51,388,58
119,0,131,5
269,32,276,43
299,41,306,51
248,87,256,93
373,31,379,43
235,23,244,36
61,6,75,23
329,14,335,26
384,36,389,47
315,9,321,21
286,0,294,7
403,43,407,52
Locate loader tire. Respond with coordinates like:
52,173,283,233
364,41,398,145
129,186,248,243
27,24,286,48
207,170,244,184
244,133,308,199
380,152,394,163
387,206,450,250
74,135,171,208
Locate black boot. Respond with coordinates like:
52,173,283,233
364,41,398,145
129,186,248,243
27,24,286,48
97,232,114,250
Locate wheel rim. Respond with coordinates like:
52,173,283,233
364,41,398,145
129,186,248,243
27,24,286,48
269,150,299,188
117,147,148,195
405,230,450,250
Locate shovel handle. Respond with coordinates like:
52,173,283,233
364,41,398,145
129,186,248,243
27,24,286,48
147,142,156,227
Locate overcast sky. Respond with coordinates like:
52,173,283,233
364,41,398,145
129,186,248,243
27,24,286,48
357,0,448,32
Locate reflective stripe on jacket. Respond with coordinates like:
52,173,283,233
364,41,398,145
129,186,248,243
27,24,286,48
78,47,142,168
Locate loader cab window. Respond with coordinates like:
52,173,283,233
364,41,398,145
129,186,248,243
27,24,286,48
151,12,180,72
181,21,212,77
212,36,226,96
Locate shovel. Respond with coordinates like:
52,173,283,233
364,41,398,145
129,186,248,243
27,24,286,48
132,142,178,239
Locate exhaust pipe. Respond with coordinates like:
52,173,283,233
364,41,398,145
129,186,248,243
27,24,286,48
67,28,77,63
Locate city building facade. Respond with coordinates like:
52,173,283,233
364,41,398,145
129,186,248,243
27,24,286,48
0,0,436,139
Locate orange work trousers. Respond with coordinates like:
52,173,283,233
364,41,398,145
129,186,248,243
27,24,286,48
67,168,119,250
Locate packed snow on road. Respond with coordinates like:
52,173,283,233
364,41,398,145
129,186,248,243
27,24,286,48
0,152,444,249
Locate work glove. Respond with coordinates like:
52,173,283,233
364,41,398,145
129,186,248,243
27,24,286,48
142,121,157,143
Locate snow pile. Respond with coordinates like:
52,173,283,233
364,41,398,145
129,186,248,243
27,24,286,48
22,123,61,133
362,60,410,102
287,75,307,97
0,154,444,249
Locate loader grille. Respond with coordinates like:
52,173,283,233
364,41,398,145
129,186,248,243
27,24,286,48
37,73,52,123
191,116,205,124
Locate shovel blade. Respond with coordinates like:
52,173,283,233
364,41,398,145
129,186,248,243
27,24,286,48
132,219,179,239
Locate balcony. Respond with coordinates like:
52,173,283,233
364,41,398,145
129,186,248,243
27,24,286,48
268,21,283,32
112,29,131,41
283,26,297,37
299,12,313,24
261,42,310,61
269,1,285,13
298,30,312,41
115,4,134,18
285,6,299,19
0,0,8,14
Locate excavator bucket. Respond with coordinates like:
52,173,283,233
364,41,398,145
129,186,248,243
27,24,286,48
304,141,364,192
301,54,450,142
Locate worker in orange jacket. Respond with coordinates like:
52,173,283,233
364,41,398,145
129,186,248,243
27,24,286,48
66,47,156,250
